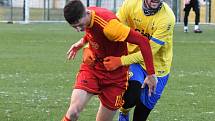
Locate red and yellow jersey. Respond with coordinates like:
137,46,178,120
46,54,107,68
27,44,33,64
83,7,155,75
117,0,175,77
85,7,129,71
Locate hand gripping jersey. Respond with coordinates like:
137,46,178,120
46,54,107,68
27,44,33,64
84,7,128,71
83,7,155,75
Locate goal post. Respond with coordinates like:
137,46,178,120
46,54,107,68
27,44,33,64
23,0,29,24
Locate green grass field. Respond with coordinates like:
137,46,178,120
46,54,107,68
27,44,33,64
0,23,215,121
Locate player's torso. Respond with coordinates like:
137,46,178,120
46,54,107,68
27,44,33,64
122,1,175,76
126,1,172,38
86,7,128,70
85,30,127,59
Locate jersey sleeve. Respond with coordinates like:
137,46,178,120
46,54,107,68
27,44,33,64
151,20,173,43
126,29,155,75
103,19,155,75
150,16,175,54
121,51,143,65
121,15,175,66
103,19,130,42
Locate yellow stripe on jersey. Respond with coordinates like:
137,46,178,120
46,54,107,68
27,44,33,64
95,15,108,25
103,19,130,42
87,11,95,28
94,16,107,28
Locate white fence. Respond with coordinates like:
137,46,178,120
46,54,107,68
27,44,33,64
0,0,214,23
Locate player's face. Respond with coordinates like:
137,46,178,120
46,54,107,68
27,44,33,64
71,14,88,32
144,0,161,9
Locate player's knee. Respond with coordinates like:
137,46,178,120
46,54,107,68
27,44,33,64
123,81,141,108
126,81,141,99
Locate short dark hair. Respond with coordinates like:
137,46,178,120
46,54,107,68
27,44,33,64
64,0,86,24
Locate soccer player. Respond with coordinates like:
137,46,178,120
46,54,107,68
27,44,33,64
61,0,157,121
102,0,175,121
184,0,202,33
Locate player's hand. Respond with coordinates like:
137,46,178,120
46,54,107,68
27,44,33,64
67,43,82,60
67,38,85,60
142,74,158,96
82,47,95,66
103,56,122,71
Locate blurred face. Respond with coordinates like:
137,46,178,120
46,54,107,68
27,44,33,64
144,0,161,9
71,12,90,32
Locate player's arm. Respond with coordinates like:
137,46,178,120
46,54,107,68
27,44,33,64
103,19,155,75
122,16,175,66
67,34,88,60
120,40,162,64
80,34,95,66
120,38,164,66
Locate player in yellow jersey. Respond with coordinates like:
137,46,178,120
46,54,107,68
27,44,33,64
103,0,175,121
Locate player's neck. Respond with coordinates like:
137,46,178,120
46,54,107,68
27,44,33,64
86,10,91,27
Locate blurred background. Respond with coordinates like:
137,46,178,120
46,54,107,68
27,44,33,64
0,0,214,24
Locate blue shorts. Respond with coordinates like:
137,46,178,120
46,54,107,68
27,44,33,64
129,64,169,110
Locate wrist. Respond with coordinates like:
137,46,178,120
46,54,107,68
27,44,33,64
148,74,158,81
83,43,89,48
120,55,129,66
118,57,123,66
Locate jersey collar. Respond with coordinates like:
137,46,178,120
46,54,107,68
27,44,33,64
87,10,95,28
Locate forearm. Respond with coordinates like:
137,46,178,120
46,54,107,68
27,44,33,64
76,38,87,48
120,51,143,65
121,41,161,65
125,29,155,75
81,34,89,48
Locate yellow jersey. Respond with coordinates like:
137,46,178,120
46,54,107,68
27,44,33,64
117,0,175,77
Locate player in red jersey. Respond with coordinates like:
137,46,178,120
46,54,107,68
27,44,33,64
61,0,157,121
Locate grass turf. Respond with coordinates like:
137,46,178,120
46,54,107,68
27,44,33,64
0,23,215,121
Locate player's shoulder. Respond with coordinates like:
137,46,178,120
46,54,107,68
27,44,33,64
88,6,117,21
161,2,175,20
157,2,175,24
88,6,111,15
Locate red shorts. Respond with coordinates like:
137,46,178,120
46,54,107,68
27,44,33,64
74,63,128,110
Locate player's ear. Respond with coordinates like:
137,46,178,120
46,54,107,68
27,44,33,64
86,10,91,16
85,10,92,24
